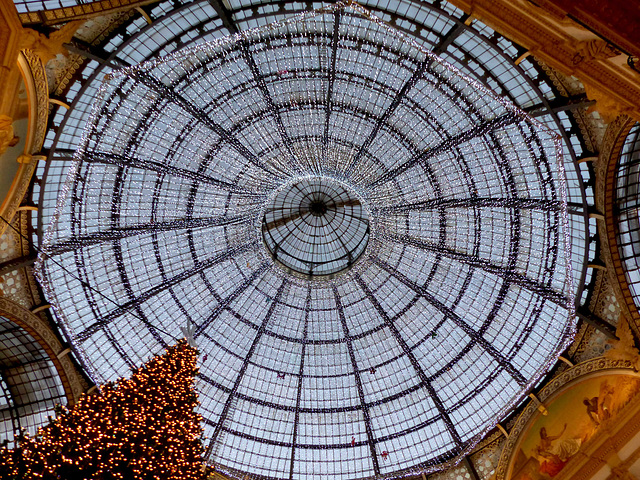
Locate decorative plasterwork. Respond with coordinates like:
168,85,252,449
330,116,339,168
447,0,640,122
553,376,640,480
595,115,640,335
604,317,640,372
0,211,36,308
564,269,622,365
609,441,640,480
533,0,640,61
22,49,48,151
45,10,132,96
495,357,640,480
0,296,87,405
0,50,48,238
535,56,608,156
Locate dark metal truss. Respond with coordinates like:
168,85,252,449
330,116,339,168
206,279,288,457
332,284,381,475
75,243,258,342
33,3,586,480
371,257,528,387
353,274,463,449
383,233,568,307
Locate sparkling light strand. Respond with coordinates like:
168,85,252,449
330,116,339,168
36,3,575,480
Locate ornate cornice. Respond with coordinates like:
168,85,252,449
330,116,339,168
447,0,640,122
18,0,160,26
533,0,640,60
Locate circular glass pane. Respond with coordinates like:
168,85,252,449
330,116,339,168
262,177,370,277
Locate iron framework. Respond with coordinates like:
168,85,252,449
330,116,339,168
33,2,584,480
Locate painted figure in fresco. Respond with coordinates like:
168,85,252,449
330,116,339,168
534,425,568,477
537,425,566,452
583,397,600,425
511,375,640,480
582,381,616,428
533,424,583,478
599,381,614,420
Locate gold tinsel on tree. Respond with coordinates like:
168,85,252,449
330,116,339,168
0,340,206,480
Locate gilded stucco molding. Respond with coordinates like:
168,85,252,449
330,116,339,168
19,20,83,65
0,211,39,308
0,297,87,405
0,49,48,238
21,49,48,152
596,115,640,335
610,443,640,480
49,10,135,97
495,357,639,480
447,0,640,122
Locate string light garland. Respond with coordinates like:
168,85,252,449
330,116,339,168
37,2,575,479
0,340,206,480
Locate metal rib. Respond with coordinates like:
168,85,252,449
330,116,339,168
377,197,564,214
80,150,258,195
332,284,380,475
46,214,251,256
240,40,300,172
206,279,288,458
75,243,258,341
129,71,273,174
344,57,430,175
354,274,463,447
383,233,568,307
323,11,341,160
367,113,517,188
372,256,528,386
289,285,311,480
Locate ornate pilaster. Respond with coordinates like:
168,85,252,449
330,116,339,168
0,48,48,237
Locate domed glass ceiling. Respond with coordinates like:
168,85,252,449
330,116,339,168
37,3,575,479
262,176,371,278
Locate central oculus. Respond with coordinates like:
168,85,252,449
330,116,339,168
261,177,370,278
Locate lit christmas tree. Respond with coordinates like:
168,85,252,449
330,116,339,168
0,340,207,480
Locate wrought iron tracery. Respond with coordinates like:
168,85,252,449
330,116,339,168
34,2,584,480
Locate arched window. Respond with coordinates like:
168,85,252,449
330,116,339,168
615,123,640,310
0,315,67,446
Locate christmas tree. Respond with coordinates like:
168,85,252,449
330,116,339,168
0,340,207,480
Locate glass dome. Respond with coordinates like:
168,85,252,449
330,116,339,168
262,176,370,278
38,3,575,479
